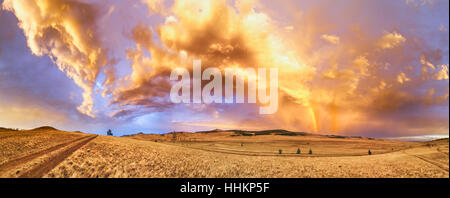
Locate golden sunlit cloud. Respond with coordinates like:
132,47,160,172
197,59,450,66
321,34,340,45
2,0,108,117
1,0,448,137
397,72,411,84
377,31,406,49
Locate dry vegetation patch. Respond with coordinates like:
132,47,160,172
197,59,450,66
45,135,449,178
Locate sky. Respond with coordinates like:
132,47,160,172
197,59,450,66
0,0,448,138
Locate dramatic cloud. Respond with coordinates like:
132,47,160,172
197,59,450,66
2,0,110,117
1,0,448,137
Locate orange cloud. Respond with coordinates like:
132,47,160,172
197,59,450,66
321,34,340,44
377,31,406,49
2,0,109,117
2,0,448,137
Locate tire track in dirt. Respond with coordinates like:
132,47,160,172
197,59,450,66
18,135,97,178
158,142,400,158
0,135,92,172
437,147,449,156
406,152,449,173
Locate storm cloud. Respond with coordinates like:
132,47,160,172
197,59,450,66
0,0,448,137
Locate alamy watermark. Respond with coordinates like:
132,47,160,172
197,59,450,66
170,60,278,114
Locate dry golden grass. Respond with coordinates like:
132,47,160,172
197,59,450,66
127,131,415,156
0,127,88,165
1,128,448,178
45,134,449,178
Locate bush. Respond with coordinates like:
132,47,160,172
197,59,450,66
279,149,283,154
368,150,372,155
297,148,301,154
309,149,312,155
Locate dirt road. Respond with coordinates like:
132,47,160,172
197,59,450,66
0,135,97,178
402,148,449,173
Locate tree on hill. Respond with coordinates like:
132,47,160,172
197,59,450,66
172,133,177,142
297,148,301,154
309,149,312,155
107,129,113,136
368,150,372,155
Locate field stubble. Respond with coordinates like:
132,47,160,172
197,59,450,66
46,135,449,178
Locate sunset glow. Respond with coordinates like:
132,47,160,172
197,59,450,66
0,0,448,138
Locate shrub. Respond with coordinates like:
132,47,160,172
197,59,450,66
368,150,372,155
309,149,312,155
297,148,301,154
279,149,283,154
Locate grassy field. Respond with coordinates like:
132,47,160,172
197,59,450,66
125,130,415,156
1,127,448,178
0,127,89,164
